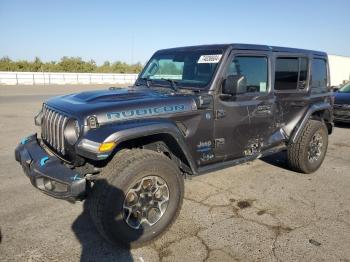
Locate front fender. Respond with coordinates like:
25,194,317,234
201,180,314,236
76,120,197,174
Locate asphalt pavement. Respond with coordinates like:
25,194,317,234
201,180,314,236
0,85,350,262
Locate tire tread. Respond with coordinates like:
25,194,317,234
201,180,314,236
287,120,327,174
88,149,183,248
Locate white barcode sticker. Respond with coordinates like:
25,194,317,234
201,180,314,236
197,54,222,64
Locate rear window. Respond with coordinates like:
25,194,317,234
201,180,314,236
311,59,327,90
274,57,308,91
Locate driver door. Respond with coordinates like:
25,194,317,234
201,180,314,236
213,51,276,161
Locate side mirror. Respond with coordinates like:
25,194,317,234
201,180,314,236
222,75,246,95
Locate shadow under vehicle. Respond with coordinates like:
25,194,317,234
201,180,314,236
71,179,139,261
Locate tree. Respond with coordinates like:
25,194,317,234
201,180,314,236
0,56,144,73
0,56,14,71
32,57,43,71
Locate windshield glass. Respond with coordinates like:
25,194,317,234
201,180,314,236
339,82,350,93
139,49,223,88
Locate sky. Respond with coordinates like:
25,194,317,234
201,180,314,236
0,0,349,65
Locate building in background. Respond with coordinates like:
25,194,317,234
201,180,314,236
328,55,350,87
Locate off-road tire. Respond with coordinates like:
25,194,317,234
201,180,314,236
287,120,328,174
87,149,184,248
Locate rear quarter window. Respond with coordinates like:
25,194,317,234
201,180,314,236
311,58,328,91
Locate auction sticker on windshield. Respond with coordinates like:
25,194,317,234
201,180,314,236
198,54,222,63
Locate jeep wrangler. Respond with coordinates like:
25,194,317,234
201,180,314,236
15,44,333,247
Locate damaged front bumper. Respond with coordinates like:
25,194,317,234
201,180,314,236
14,134,86,201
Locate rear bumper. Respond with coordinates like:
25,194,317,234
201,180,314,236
15,134,86,201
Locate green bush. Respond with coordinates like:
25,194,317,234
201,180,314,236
0,56,143,74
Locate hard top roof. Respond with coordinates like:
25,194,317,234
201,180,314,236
157,43,327,56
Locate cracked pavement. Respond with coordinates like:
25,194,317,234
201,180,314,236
1,85,350,261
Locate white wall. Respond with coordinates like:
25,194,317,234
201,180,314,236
0,72,138,85
328,55,350,86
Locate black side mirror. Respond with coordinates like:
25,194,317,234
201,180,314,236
222,75,246,95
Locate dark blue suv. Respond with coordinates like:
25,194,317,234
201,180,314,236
334,82,350,123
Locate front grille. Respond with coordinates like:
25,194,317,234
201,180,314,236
41,105,68,154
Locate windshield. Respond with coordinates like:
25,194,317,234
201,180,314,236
139,49,223,89
339,82,350,93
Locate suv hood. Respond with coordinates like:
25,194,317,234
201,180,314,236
45,87,198,125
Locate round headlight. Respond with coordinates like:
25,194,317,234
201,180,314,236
64,119,80,145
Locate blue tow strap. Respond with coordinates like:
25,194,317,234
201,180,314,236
40,157,49,167
21,137,29,145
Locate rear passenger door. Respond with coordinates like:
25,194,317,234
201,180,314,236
273,55,310,135
214,51,276,160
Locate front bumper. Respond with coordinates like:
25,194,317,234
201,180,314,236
14,134,86,201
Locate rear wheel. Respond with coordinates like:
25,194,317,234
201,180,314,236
87,149,184,248
287,120,328,174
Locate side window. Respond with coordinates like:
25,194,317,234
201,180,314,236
227,56,268,94
311,59,327,90
275,57,308,91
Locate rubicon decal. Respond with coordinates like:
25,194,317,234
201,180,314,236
106,104,189,121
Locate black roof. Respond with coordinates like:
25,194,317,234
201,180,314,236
157,43,327,56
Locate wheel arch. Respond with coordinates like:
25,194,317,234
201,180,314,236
289,102,333,144
105,122,197,175
310,109,333,135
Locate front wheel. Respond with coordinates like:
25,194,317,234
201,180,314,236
287,120,328,174
87,149,184,248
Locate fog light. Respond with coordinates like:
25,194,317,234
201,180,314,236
99,142,116,152
43,178,53,191
51,180,68,193
36,177,68,193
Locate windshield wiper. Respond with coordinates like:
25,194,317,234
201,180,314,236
136,77,151,88
160,78,178,92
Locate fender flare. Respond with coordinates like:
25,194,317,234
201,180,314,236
103,121,198,174
289,102,332,144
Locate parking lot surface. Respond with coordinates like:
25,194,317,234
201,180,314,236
0,85,350,262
